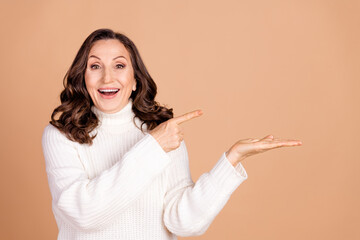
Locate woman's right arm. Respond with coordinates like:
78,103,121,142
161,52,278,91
42,124,171,231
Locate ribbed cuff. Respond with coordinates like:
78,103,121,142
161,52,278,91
144,133,171,161
129,133,171,172
209,152,248,195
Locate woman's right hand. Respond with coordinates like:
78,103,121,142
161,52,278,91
149,110,203,152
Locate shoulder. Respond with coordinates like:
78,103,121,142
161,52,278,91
134,117,147,131
42,123,76,148
42,123,62,139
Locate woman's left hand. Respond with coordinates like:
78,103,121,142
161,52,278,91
225,135,302,166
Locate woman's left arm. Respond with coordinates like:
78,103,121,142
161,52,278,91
163,134,302,237
163,140,248,237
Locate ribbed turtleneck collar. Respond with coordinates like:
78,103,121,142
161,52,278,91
91,99,135,127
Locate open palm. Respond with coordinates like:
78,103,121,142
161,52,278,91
226,135,302,164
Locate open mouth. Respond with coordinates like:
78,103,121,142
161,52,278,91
98,88,120,96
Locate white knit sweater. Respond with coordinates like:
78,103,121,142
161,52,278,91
42,99,248,240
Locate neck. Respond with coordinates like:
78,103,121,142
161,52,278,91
91,99,135,127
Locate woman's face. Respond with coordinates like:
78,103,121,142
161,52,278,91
85,39,136,114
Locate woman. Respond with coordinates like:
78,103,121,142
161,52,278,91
42,28,302,240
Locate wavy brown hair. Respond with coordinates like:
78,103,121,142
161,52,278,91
50,28,173,145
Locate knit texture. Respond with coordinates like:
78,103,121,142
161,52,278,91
42,99,248,240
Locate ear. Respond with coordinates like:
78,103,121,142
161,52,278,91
132,81,136,91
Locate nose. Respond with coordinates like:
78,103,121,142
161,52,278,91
102,67,113,84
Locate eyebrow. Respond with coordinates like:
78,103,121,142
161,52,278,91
88,55,126,61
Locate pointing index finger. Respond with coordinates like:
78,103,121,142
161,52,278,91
173,110,203,125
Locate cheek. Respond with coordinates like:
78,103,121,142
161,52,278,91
84,72,97,90
124,70,136,88
84,78,97,102
123,79,136,92
117,72,134,88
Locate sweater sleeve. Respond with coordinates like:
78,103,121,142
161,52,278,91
163,140,248,237
42,124,171,231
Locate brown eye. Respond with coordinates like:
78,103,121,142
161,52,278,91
116,64,125,69
90,64,100,69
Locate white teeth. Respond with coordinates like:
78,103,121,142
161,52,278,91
99,89,119,93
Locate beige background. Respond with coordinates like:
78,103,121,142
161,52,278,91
1,0,359,239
